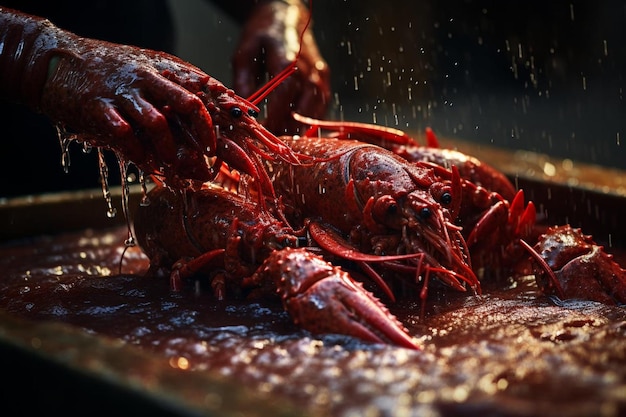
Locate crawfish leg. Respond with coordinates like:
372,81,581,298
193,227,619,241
170,249,225,292
254,247,420,349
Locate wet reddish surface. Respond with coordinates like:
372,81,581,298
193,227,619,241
1,225,625,416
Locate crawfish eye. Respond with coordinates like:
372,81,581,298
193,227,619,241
230,107,243,118
440,192,452,205
371,196,401,228
419,207,432,220
248,109,259,118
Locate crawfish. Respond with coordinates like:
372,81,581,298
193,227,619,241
266,136,479,297
290,114,537,277
292,114,626,304
135,181,422,349
135,133,480,349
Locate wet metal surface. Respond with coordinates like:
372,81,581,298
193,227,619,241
1,143,625,416
0,226,625,416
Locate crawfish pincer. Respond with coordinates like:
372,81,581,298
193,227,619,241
251,247,420,349
532,225,626,305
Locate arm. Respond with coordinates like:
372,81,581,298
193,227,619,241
229,0,331,135
0,7,215,183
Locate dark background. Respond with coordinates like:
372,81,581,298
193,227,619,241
312,1,625,171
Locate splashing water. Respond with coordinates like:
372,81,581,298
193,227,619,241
113,154,140,274
81,141,93,154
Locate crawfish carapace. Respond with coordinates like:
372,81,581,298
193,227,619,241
269,137,479,302
291,112,517,200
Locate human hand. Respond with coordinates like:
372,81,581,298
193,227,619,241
2,7,304,190
232,0,331,135
40,37,218,184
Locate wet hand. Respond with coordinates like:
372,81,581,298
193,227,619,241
40,39,217,184
232,0,331,135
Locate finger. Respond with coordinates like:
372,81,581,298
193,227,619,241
292,59,332,124
143,73,215,155
171,144,213,183
297,81,330,120
168,89,216,156
91,99,146,165
118,89,177,166
265,58,320,134
314,59,332,96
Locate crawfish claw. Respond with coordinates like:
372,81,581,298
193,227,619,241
533,225,626,305
258,248,420,349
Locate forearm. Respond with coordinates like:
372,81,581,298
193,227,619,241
0,8,76,110
0,7,222,184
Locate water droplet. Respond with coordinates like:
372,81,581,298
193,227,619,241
97,148,117,218
55,124,75,173
140,171,151,206
116,155,138,253
81,141,92,154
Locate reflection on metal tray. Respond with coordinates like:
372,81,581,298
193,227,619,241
0,310,301,416
0,186,142,242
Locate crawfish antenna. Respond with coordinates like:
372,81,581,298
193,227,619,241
246,0,313,105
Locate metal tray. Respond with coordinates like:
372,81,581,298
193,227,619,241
1,139,625,417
